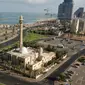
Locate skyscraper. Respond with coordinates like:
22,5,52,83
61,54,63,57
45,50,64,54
64,0,73,3
58,0,73,20
74,7,84,18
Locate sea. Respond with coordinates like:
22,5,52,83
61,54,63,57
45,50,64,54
0,12,57,25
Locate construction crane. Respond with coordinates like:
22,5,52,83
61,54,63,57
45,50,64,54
44,8,50,15
44,8,57,18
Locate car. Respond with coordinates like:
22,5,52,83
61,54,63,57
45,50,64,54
65,75,71,79
74,63,80,67
75,63,80,66
65,72,72,76
57,44,64,48
68,73,72,76
60,84,64,85
82,44,85,46
44,40,46,42
72,64,79,68
67,71,74,74
68,42,72,44
82,62,85,65
72,65,77,68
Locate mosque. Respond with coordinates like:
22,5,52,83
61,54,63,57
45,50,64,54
6,16,56,78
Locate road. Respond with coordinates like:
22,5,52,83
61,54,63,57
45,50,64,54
69,65,85,85
0,28,27,49
0,49,85,85
0,71,53,85
0,33,55,49
48,49,85,79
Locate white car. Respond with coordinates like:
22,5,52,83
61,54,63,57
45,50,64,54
57,44,64,48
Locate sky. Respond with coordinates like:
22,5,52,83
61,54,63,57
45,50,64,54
0,0,85,13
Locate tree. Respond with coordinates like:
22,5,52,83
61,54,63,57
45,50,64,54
59,73,66,81
45,45,55,52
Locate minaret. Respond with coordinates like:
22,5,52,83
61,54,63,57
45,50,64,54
38,47,43,60
19,15,23,52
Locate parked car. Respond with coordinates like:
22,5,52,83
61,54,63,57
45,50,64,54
82,62,85,65
67,70,74,74
68,41,72,44
72,64,79,68
65,72,72,76
65,75,71,79
72,65,78,68
75,63,80,66
57,44,64,48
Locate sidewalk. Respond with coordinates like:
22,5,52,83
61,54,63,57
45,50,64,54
36,56,72,82
0,56,71,83
0,48,84,83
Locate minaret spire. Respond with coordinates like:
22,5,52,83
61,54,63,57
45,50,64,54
19,15,23,52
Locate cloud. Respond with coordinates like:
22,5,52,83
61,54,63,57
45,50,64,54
26,0,48,4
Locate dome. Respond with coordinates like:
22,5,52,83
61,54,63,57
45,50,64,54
21,47,28,54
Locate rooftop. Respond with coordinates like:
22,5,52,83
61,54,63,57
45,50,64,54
7,47,36,59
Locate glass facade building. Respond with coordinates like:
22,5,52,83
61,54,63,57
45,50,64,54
58,0,73,20
74,7,84,18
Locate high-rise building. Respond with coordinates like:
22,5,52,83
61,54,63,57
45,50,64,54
74,7,84,18
58,0,73,20
82,12,85,18
71,18,85,34
64,0,73,3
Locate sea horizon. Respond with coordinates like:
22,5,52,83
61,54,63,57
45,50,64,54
0,12,57,25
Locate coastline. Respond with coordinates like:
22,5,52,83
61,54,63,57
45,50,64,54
0,12,57,25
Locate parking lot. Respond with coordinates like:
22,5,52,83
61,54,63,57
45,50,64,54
38,37,84,56
71,65,85,85
62,57,85,85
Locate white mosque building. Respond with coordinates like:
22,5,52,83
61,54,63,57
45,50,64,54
6,16,56,78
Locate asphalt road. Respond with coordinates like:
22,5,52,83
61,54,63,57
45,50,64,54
0,33,85,84
0,35,19,49
48,49,85,79
0,72,53,85
0,28,27,49
1,49,85,85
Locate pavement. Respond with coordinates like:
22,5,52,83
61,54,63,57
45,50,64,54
52,57,85,85
0,41,85,85
0,70,54,85
1,34,85,85
37,37,83,56
61,60,85,85
48,48,85,79
71,64,85,85
0,48,85,85
37,55,73,81
62,33,85,41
